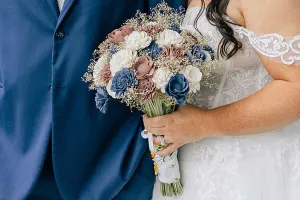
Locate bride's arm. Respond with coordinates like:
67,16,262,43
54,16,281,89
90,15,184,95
143,0,300,156
211,0,300,135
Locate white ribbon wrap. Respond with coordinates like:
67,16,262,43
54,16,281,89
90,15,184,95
141,129,181,184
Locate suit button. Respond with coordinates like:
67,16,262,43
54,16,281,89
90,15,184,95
55,31,65,40
49,85,53,92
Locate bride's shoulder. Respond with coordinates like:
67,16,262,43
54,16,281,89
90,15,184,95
239,0,300,35
237,0,300,66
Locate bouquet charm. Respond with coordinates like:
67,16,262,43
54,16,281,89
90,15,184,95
83,1,220,197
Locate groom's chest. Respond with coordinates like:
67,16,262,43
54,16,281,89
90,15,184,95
0,0,149,87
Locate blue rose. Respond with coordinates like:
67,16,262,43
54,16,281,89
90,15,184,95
203,45,215,61
188,45,215,63
144,41,163,58
165,74,190,106
95,87,109,114
191,46,207,61
111,69,138,98
203,45,214,54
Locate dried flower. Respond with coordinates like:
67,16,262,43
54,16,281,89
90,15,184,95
181,31,198,46
108,25,134,44
188,46,214,63
144,41,163,58
95,87,109,114
99,64,112,85
181,65,202,93
133,56,155,80
93,54,109,87
161,46,185,58
137,79,156,101
139,23,164,36
165,74,189,105
156,29,184,48
110,49,137,75
152,67,172,93
124,31,152,51
111,69,138,98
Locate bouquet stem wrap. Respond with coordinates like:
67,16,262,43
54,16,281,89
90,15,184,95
141,100,183,197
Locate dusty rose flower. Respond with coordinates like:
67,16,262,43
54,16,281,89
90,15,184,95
161,46,185,58
139,24,164,36
108,25,134,44
100,64,112,84
182,32,198,46
133,56,155,80
137,79,156,101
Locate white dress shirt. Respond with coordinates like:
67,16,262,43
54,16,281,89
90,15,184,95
57,0,64,12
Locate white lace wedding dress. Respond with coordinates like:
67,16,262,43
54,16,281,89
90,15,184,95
153,7,300,200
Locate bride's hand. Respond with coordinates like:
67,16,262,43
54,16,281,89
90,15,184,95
143,104,215,156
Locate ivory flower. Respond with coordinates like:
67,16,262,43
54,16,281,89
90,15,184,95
181,65,202,93
124,31,152,50
156,29,184,48
152,67,172,93
110,50,137,75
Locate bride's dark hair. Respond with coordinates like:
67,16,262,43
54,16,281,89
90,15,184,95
193,0,242,59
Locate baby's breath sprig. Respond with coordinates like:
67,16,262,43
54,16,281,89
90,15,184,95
149,1,185,30
82,62,97,90
125,11,151,30
96,40,112,56
197,35,213,47
196,60,224,89
155,55,190,74
121,87,142,112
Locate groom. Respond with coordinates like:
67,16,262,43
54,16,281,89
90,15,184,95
0,0,185,200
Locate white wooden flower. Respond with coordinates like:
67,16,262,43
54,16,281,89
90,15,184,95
152,67,172,93
156,29,184,48
110,50,137,75
124,31,152,51
181,65,202,93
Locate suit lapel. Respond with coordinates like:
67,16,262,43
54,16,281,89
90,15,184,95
57,0,76,27
46,0,60,19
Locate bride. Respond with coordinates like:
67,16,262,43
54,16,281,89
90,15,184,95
145,0,300,199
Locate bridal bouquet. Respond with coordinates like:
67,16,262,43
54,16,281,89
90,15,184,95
83,2,220,197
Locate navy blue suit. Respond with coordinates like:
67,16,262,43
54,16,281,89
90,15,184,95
0,0,186,200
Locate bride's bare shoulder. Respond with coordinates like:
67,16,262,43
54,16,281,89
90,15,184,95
240,0,300,34
187,0,245,26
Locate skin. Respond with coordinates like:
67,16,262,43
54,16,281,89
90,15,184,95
143,0,300,156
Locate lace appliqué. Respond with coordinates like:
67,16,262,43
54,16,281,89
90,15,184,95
272,125,300,198
236,27,300,65
192,138,261,200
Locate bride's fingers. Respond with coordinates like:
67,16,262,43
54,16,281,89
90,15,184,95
147,126,169,135
156,144,179,157
164,135,172,144
144,115,169,128
153,135,172,145
153,136,161,144
142,115,150,129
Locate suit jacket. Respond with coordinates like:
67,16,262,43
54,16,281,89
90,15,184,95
0,0,186,199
